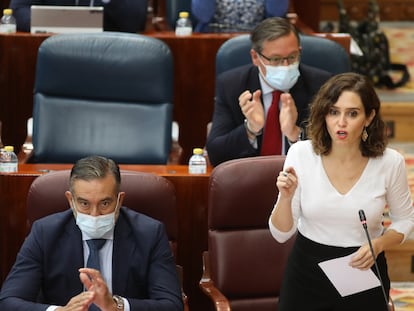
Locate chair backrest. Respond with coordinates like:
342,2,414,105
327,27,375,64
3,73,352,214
32,32,174,164
165,0,192,29
27,170,178,256
207,155,295,311
216,33,351,76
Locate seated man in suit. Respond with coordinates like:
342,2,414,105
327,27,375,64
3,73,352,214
0,155,183,311
191,0,289,32
9,0,148,33
206,17,332,166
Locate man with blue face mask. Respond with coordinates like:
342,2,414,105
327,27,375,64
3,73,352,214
0,156,183,311
206,17,333,166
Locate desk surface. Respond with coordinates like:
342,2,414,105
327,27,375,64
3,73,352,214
12,163,212,176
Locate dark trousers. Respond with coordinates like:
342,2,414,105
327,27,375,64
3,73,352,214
278,232,390,311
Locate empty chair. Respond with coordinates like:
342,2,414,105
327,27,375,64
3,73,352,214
200,155,295,311
22,32,174,164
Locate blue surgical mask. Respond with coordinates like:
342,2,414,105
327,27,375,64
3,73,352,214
72,193,120,239
259,58,300,91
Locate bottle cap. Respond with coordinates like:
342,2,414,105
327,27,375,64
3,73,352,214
4,146,14,152
179,11,189,18
193,148,203,155
3,9,12,15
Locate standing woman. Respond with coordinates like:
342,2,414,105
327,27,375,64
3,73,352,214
269,72,414,311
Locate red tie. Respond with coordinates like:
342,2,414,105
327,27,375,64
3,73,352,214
261,90,282,155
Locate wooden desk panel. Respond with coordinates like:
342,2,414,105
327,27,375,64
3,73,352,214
382,102,414,142
0,164,212,311
0,33,48,155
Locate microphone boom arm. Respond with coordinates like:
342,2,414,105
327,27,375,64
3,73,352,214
358,209,391,311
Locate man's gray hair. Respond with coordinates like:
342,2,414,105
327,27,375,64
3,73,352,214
69,156,121,193
250,17,300,53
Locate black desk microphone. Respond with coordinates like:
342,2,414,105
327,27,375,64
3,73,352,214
358,209,391,311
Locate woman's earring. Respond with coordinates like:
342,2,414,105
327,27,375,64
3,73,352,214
362,127,368,142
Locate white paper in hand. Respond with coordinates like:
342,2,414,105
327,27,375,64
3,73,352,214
318,253,381,297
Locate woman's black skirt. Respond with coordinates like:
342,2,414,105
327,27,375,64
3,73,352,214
278,232,390,311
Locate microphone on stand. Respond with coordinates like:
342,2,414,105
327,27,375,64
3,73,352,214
358,209,391,311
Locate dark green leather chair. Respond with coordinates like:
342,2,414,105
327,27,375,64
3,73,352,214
28,32,174,164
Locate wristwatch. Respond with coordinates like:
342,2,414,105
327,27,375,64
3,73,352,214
113,295,124,310
244,119,262,136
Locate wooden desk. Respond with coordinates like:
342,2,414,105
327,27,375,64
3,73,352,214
381,102,414,141
0,164,213,311
0,32,352,165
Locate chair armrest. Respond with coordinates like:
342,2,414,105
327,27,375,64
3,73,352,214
168,121,183,164
168,140,183,164
18,144,33,163
313,33,351,55
150,0,171,31
17,117,33,163
175,264,190,311
199,251,231,311
389,296,395,311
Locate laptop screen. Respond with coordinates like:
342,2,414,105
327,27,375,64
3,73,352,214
30,5,104,34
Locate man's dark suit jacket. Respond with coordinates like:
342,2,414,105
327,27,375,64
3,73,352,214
0,207,183,311
9,0,148,33
206,63,332,166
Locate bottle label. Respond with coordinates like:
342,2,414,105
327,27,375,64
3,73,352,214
175,27,192,36
0,163,18,172
0,24,16,33
189,165,206,174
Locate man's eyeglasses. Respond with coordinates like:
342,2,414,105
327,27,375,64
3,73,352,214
257,51,301,66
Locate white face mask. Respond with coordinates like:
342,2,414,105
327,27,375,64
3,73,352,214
258,56,300,91
72,193,120,239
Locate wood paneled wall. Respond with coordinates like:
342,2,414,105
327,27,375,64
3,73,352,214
1,0,9,12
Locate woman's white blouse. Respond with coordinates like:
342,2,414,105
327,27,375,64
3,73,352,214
269,140,414,247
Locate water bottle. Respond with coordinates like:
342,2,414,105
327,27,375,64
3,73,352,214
0,145,18,173
0,9,16,34
175,11,192,36
188,148,206,174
